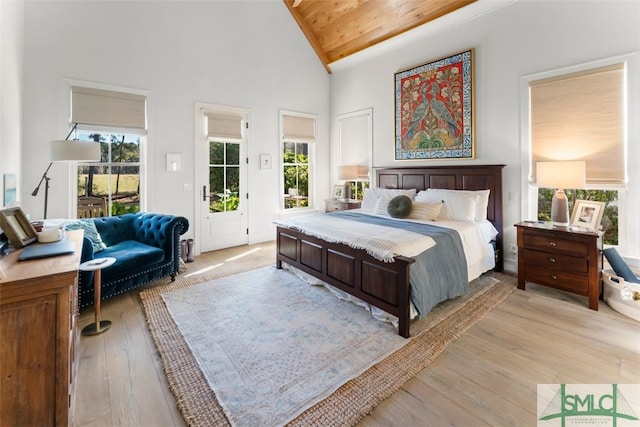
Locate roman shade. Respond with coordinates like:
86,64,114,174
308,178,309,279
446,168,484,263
529,63,625,187
206,112,243,140
71,86,147,132
282,114,315,140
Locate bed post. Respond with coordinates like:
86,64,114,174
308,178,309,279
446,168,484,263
396,255,412,338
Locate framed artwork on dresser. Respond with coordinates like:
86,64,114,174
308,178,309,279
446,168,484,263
0,207,37,248
333,185,345,200
571,200,605,230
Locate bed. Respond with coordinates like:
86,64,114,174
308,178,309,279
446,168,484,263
275,165,505,337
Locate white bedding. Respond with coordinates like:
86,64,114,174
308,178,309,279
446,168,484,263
273,212,436,262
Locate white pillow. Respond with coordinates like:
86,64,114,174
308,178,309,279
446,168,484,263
361,188,416,212
409,201,443,221
416,189,478,221
417,188,490,222
373,195,391,216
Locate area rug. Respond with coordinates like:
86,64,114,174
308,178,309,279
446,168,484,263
140,266,516,427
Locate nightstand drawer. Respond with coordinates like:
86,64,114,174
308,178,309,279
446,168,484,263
525,268,589,294
523,249,589,274
325,200,343,211
523,234,588,256
324,199,361,212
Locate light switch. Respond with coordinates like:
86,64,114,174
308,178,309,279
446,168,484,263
166,153,182,172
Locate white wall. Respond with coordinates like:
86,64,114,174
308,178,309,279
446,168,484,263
0,0,24,208
20,0,330,244
329,0,640,271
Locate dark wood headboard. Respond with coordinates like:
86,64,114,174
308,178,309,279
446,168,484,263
376,165,505,272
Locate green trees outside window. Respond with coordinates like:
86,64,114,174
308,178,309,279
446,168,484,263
537,188,618,245
283,142,309,209
77,132,141,216
209,141,240,213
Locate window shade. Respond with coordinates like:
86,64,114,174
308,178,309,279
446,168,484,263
530,63,625,187
71,86,147,131
282,115,315,140
206,113,243,140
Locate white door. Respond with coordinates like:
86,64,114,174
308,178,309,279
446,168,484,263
199,118,248,252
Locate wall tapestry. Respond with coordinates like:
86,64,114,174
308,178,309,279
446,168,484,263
395,49,474,160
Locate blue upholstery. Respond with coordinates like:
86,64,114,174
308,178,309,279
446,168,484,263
603,247,640,284
78,212,189,309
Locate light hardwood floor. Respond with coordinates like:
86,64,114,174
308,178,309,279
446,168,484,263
73,242,640,427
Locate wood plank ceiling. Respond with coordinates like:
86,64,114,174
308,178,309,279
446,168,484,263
283,0,477,73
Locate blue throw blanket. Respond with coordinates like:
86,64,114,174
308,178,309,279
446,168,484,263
329,211,468,317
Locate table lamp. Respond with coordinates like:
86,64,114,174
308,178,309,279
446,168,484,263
536,160,586,227
338,165,358,200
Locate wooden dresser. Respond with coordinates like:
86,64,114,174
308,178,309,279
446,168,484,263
515,222,602,310
0,230,83,426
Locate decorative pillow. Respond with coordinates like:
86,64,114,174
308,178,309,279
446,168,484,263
409,201,443,221
65,219,107,253
361,188,416,212
374,195,391,216
416,189,478,221
418,189,490,222
387,195,413,218
603,248,640,284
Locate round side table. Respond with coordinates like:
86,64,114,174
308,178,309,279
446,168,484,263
80,257,116,336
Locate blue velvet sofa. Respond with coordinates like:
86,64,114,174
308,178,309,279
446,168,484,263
77,212,189,309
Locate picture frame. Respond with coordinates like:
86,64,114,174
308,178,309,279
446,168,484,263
3,174,17,206
394,49,474,160
0,207,37,248
333,185,345,200
570,200,605,230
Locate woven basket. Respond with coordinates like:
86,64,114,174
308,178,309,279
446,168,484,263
602,269,640,321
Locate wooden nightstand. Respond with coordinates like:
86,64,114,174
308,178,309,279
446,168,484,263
515,221,602,310
325,199,361,212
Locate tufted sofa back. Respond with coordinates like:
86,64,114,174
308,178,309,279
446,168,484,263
94,213,137,246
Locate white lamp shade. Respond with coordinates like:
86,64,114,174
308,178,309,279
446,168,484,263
338,165,358,180
50,140,101,162
536,161,586,189
357,165,369,179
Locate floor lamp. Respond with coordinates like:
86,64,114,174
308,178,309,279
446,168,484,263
536,161,586,227
31,124,101,219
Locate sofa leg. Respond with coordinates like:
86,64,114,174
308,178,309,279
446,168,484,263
171,273,177,282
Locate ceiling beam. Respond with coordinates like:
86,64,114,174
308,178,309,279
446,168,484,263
283,0,333,74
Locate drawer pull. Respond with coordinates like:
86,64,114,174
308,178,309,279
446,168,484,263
549,241,557,247
551,274,558,280
549,257,556,263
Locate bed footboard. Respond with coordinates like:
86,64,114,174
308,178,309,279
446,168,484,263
276,226,415,337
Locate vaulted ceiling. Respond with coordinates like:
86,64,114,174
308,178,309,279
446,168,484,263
283,0,477,73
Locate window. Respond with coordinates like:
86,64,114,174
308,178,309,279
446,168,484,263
283,142,309,208
537,189,619,245
526,60,627,246
281,112,316,210
70,85,147,218
338,109,373,201
77,131,142,217
209,140,240,212
205,111,244,214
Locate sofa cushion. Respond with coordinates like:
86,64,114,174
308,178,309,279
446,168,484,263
97,240,164,273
